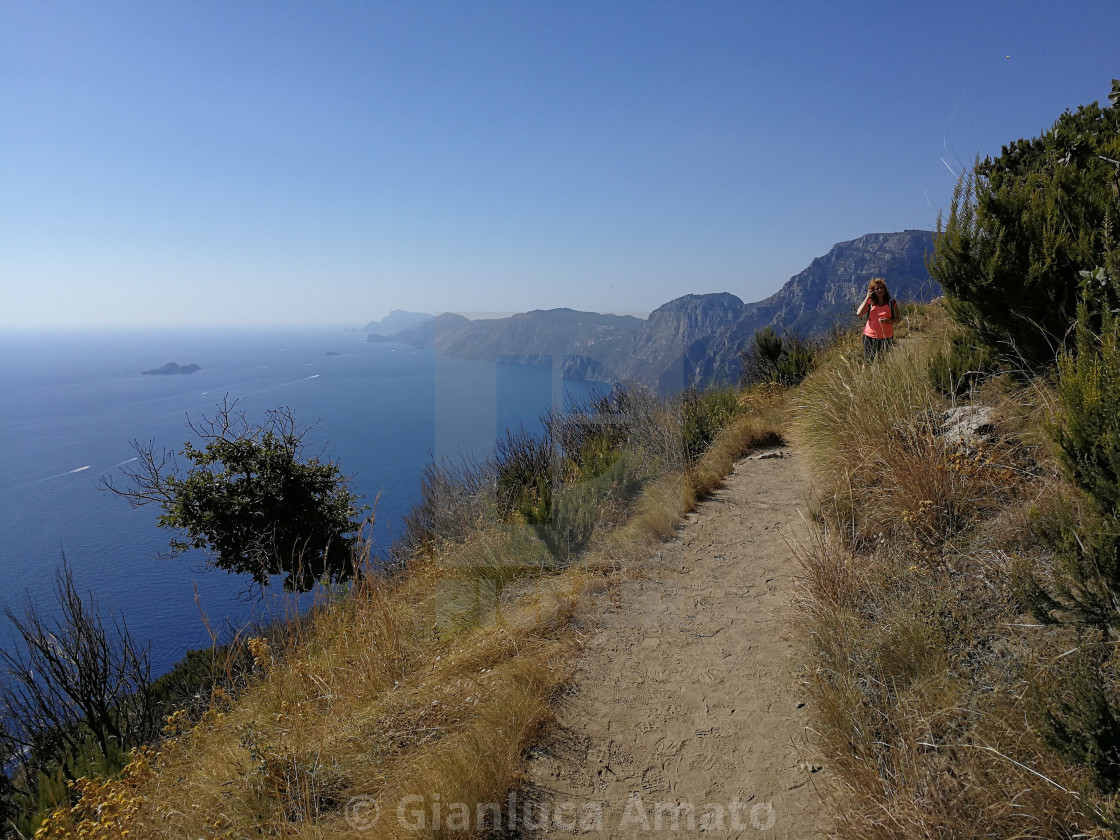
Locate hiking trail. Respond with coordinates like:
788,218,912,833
523,446,827,838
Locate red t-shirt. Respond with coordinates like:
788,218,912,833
864,300,895,339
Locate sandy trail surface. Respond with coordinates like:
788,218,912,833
521,447,827,839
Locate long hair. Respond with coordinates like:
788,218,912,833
868,277,891,304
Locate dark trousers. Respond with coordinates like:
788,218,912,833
863,335,893,359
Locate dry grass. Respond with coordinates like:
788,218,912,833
36,383,786,840
40,546,584,840
793,328,1046,552
792,305,1107,837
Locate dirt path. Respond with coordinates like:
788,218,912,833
522,447,827,838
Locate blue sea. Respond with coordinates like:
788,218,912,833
0,328,605,677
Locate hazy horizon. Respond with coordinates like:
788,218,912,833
0,306,660,333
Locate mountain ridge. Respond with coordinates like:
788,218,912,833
369,230,939,389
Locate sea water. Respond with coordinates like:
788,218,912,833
0,328,605,676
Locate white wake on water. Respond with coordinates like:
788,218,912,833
31,465,92,484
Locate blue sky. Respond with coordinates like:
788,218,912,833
2,1,1117,328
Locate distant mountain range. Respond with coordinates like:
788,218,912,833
368,230,939,390
360,310,435,336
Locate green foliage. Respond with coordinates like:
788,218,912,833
754,325,783,370
973,87,1120,804
927,91,1120,371
681,386,741,464
106,398,365,592
550,389,633,464
148,643,253,715
493,425,555,525
1022,294,1120,630
927,331,999,397
569,434,619,483
739,327,817,388
1016,280,1120,801
1059,297,1120,515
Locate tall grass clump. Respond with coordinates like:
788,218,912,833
796,338,1020,549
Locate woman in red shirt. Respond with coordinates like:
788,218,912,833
857,278,898,358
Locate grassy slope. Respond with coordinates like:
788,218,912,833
35,392,784,840
793,301,1105,837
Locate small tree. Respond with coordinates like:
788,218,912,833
103,397,365,592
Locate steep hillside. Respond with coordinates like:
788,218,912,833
618,293,748,391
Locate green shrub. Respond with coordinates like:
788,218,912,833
493,426,556,525
1014,281,1120,802
927,87,1120,372
680,387,741,465
1022,294,1120,631
1034,643,1120,796
1058,297,1120,515
740,327,817,388
536,450,648,563
546,389,632,473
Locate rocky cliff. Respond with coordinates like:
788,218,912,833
687,229,938,385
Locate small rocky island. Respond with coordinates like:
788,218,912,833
141,362,201,375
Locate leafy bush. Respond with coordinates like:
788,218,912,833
1007,272,1120,801
1022,291,1120,631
